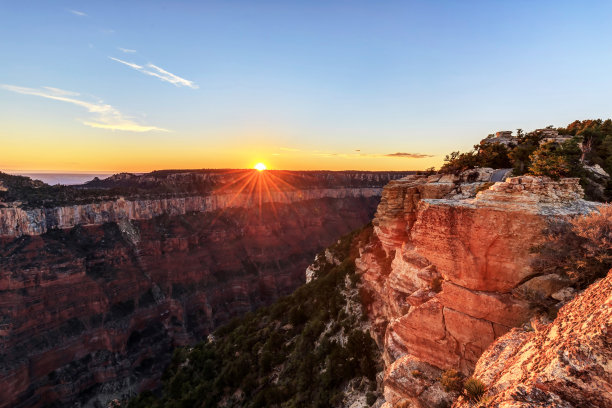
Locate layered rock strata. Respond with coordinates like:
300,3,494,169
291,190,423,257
454,271,611,408
356,170,597,406
0,194,379,408
0,188,381,238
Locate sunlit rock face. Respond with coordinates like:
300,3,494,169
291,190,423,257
356,171,598,406
0,192,380,408
453,270,612,408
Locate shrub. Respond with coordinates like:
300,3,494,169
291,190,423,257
440,143,512,174
528,145,572,179
463,377,486,401
570,205,612,267
533,204,612,288
366,392,377,406
440,369,464,392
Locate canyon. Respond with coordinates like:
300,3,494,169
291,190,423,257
2,167,609,408
0,187,382,238
355,169,600,407
0,170,410,408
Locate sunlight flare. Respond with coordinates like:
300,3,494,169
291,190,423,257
254,162,267,171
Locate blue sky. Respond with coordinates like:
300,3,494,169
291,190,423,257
1,0,612,172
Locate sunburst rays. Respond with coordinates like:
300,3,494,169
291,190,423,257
210,169,306,224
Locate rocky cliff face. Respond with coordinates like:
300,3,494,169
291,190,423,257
0,188,381,237
0,181,385,407
355,170,598,407
453,270,611,408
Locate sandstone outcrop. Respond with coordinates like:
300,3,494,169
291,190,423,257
356,171,598,406
453,271,611,408
0,190,382,408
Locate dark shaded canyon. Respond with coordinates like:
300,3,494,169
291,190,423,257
0,192,380,407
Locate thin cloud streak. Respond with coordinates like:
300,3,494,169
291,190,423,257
42,86,80,96
278,146,431,159
0,84,169,133
384,152,433,158
118,47,137,53
109,57,198,89
69,9,87,16
313,151,432,159
110,57,142,70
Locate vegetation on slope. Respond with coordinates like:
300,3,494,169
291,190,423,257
127,225,382,408
533,204,612,289
439,119,612,201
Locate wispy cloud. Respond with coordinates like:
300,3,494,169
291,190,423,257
313,151,432,159
110,57,141,70
109,57,198,89
0,84,168,132
69,9,87,17
42,86,80,96
384,152,433,158
118,47,137,53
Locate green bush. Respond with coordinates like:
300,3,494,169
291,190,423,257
440,369,463,392
463,377,486,401
438,119,612,201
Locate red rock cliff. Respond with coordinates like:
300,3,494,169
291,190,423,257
453,270,611,408
0,193,379,408
356,170,598,407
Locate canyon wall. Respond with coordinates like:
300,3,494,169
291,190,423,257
355,170,598,407
0,188,381,407
0,188,381,238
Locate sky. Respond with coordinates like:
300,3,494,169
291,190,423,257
1,0,612,173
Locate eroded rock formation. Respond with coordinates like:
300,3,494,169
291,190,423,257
453,270,611,408
0,175,389,408
0,188,381,238
356,170,598,407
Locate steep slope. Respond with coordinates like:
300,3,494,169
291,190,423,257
127,227,383,408
355,170,598,407
453,271,611,408
0,170,407,408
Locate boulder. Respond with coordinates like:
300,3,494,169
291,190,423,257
514,274,570,300
453,272,612,408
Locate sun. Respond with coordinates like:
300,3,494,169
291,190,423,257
254,162,267,171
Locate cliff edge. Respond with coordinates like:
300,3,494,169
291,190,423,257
454,270,611,408
356,169,599,407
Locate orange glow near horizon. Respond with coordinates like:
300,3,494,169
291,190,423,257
0,129,443,173
254,162,267,171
